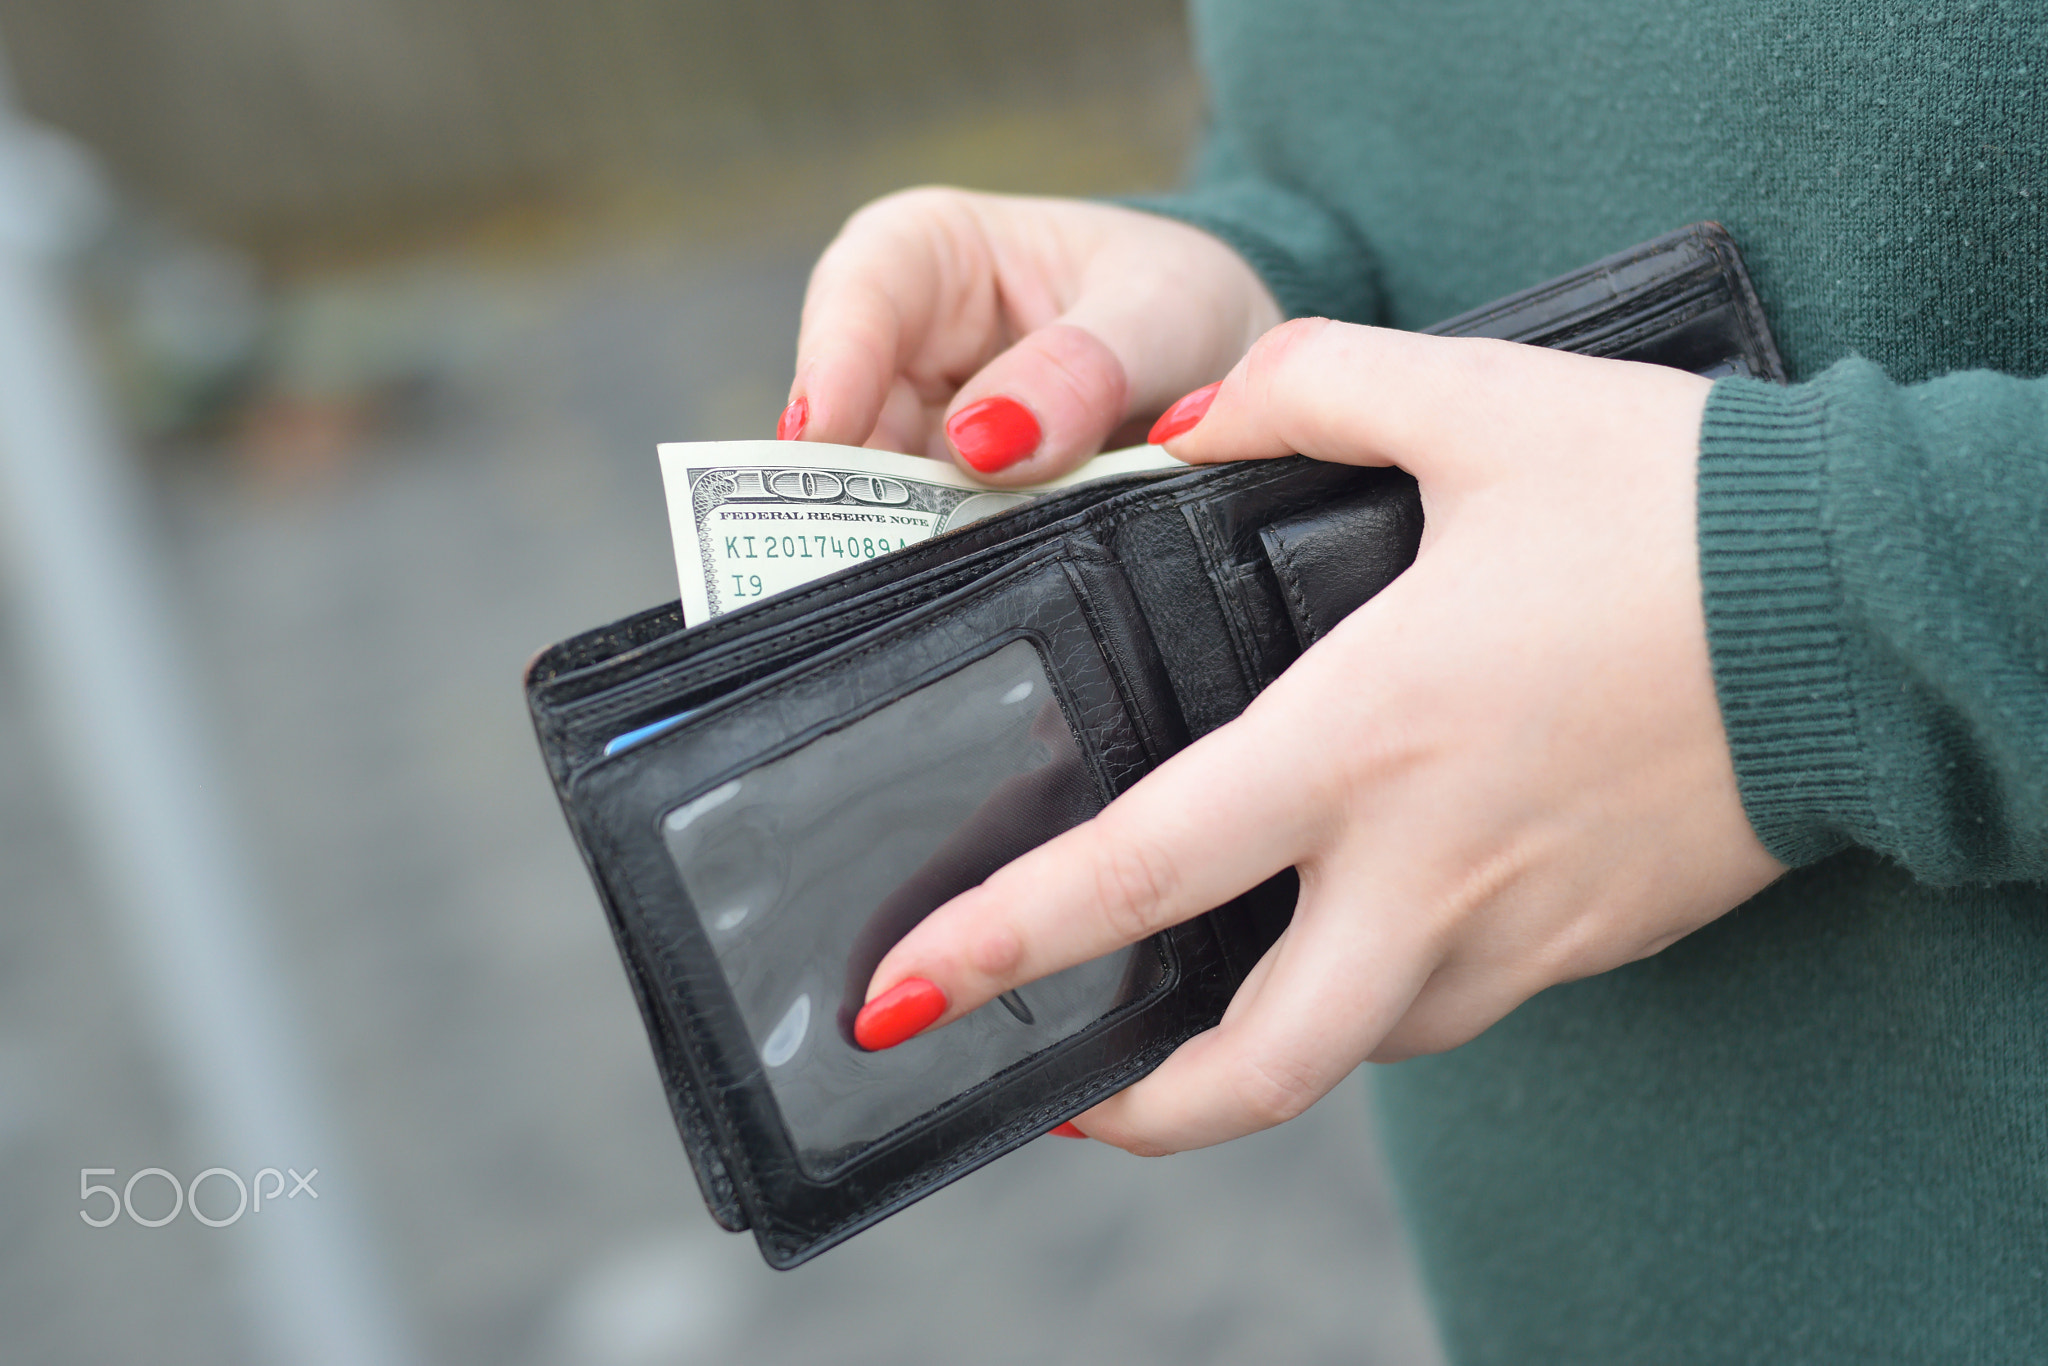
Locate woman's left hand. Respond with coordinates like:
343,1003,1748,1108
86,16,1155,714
857,318,1788,1155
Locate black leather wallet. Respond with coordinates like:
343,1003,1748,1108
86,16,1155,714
525,223,1784,1267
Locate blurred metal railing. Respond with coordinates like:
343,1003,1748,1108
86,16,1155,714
0,33,421,1366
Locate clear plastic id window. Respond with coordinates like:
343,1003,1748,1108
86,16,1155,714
661,640,1165,1172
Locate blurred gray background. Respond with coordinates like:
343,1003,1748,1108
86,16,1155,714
0,2,1446,1362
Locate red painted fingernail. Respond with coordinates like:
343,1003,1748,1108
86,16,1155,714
946,396,1041,473
1147,381,1220,445
1048,1122,1087,1139
853,977,948,1051
776,396,808,441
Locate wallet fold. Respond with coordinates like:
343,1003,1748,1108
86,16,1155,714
526,222,1784,1266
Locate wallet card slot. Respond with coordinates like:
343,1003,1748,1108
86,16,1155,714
544,567,1034,772
568,542,1090,775
1181,498,1283,697
1256,475,1425,649
1058,555,1187,769
1104,504,1259,739
1169,460,1403,698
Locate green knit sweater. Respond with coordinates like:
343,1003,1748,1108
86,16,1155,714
1133,3,2048,1361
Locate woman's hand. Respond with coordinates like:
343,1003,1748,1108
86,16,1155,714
782,189,1281,483
855,319,1788,1154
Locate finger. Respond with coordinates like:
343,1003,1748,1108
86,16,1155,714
1055,913,1298,1144
933,220,1284,485
1217,918,1293,1029
861,706,1326,1029
1368,961,1531,1063
929,321,1128,481
866,373,940,454
1077,865,1437,1154
789,192,987,449
1160,319,1513,469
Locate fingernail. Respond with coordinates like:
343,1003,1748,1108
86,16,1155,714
945,396,1041,474
1048,1122,1087,1139
853,977,948,1051
776,396,809,441
1147,381,1221,445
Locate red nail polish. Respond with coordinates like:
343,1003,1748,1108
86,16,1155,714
1147,381,1221,445
853,977,947,1051
946,396,1041,474
1048,1121,1087,1139
776,396,809,441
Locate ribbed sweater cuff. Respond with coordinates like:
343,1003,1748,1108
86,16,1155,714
1698,378,1874,867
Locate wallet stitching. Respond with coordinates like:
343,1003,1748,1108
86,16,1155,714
573,561,1024,716
1439,268,1702,340
1260,529,1324,645
1574,285,1721,349
630,554,1076,754
1179,500,1270,696
634,539,1172,812
1060,557,1175,768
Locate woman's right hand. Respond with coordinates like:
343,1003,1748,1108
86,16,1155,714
782,188,1281,484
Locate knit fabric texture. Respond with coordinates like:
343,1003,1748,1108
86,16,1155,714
1701,366,2048,877
1128,2,2048,1361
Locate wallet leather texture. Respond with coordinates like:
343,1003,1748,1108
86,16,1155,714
526,222,1784,1267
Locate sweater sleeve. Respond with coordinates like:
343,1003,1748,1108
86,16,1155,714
1699,360,2048,883
1117,130,1382,326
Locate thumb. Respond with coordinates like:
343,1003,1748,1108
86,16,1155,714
1162,318,1709,482
1159,319,1507,472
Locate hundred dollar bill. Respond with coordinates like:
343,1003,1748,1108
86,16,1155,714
660,440,1185,626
